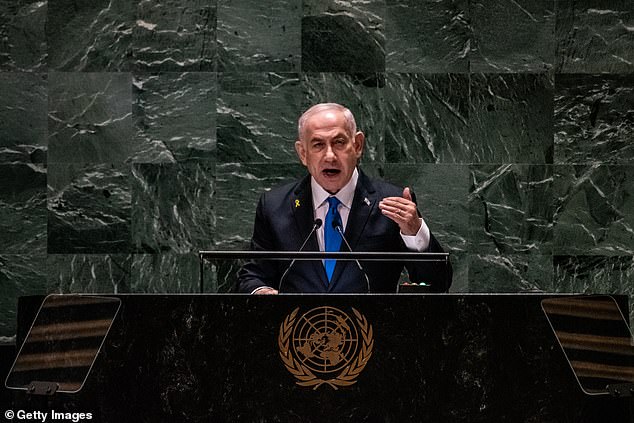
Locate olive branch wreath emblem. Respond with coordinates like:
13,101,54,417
278,307,374,390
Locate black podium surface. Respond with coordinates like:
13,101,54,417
5,294,631,423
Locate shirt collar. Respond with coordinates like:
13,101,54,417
311,168,358,210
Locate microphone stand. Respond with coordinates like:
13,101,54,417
333,220,371,293
278,219,322,292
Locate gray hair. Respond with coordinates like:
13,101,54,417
297,103,357,141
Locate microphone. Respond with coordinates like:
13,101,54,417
278,218,323,292
332,218,371,293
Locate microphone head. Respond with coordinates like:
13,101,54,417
331,217,343,231
314,218,323,229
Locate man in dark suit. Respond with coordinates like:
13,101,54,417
237,103,452,294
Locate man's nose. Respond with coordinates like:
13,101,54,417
324,144,336,160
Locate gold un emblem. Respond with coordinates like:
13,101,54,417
278,306,374,389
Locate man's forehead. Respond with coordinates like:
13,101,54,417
302,110,348,137
305,109,345,126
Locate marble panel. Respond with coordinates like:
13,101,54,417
132,0,217,71
385,0,470,73
0,72,47,163
198,258,249,293
217,72,302,164
131,162,215,254
133,72,216,163
0,145,46,166
553,255,634,324
0,0,46,71
447,252,468,292
0,164,46,254
470,73,554,164
46,254,132,293
214,162,306,250
217,0,300,72
384,73,470,163
469,165,553,254
383,164,470,254
47,0,133,71
302,0,385,72
470,0,555,72
0,254,46,338
48,72,135,164
468,253,553,292
131,253,217,293
555,74,634,164
47,163,131,254
301,73,384,163
553,165,634,255
556,0,634,73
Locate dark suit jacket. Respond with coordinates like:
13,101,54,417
236,170,452,293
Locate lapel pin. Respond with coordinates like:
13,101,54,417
363,197,370,206
295,199,300,208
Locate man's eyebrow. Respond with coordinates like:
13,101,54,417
309,132,348,142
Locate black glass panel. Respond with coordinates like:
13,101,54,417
542,296,634,395
5,295,120,393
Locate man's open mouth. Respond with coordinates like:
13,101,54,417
322,169,341,176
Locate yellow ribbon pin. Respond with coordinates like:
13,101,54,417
295,199,300,208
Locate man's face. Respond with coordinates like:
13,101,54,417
295,109,365,194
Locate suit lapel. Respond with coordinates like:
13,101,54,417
292,175,329,287
327,171,377,292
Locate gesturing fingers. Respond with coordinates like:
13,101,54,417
378,196,421,235
379,197,416,218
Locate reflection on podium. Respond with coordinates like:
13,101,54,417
6,295,120,394
542,296,634,396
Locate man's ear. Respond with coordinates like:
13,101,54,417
295,140,307,166
353,132,365,158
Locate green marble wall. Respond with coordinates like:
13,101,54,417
1,0,633,338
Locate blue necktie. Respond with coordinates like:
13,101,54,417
324,196,342,282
